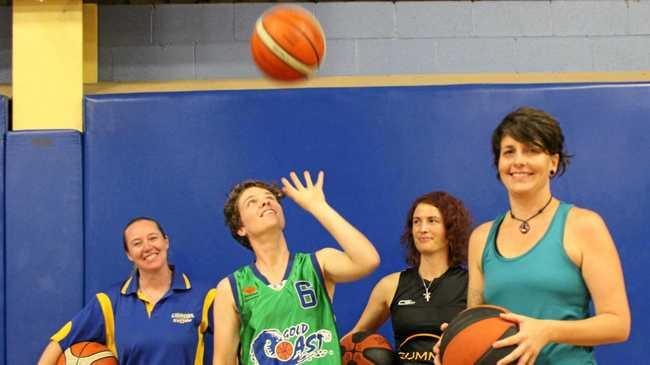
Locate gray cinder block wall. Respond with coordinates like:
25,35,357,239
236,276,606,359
1,0,650,83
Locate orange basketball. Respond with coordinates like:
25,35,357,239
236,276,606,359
341,331,397,365
439,305,518,365
251,5,326,81
274,341,294,361
57,342,118,365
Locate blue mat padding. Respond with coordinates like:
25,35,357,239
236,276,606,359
0,96,7,365
83,83,650,363
5,130,83,365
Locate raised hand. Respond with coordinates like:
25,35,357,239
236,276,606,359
282,170,380,283
281,170,327,214
494,313,550,365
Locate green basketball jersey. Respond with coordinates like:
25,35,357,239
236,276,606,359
229,252,341,365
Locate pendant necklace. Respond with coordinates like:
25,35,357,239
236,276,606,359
421,277,435,302
509,195,553,234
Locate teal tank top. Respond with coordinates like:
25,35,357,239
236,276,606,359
229,252,341,365
482,202,596,365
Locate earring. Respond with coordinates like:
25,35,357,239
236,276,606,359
550,170,556,177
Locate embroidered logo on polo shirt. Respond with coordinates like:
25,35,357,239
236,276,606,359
171,312,195,324
397,299,416,306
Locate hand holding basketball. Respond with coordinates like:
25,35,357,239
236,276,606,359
433,323,448,365
439,305,519,365
493,313,550,365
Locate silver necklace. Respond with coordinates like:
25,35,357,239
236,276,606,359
421,277,435,302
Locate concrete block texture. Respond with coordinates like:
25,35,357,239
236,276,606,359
0,6,10,50
112,44,195,81
628,1,650,35
473,1,552,37
234,3,316,42
93,2,650,81
153,4,234,45
516,37,593,72
396,2,472,38
196,42,256,79
357,38,437,75
435,38,517,73
316,2,395,39
0,49,10,83
551,0,627,36
100,5,153,47
318,39,356,76
592,36,650,71
99,47,113,81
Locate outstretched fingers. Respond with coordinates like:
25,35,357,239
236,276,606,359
281,170,327,213
289,171,305,190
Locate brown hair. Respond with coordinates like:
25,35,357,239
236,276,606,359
223,180,284,250
492,106,572,178
122,217,167,252
400,191,472,267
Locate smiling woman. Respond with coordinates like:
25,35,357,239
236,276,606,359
346,191,472,364
463,107,631,365
37,217,217,365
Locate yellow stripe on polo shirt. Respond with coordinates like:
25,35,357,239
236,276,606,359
136,290,155,317
120,276,133,294
51,321,73,342
182,273,192,289
194,288,217,365
96,293,117,357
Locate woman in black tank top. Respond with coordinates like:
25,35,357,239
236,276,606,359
345,191,472,364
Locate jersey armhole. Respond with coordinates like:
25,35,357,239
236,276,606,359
388,270,407,310
309,253,327,288
227,274,241,313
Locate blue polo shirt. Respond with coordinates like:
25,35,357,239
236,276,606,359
51,269,216,365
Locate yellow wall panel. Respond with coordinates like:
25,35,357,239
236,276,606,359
84,4,98,84
13,0,83,131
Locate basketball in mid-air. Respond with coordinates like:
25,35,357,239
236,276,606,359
341,331,397,365
250,5,326,81
439,305,518,365
57,341,118,365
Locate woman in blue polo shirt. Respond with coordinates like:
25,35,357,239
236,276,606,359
37,217,216,365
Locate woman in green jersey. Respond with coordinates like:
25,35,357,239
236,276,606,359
214,170,380,365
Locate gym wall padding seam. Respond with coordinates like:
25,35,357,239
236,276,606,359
0,95,7,365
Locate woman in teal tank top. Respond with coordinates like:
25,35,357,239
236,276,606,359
464,107,630,365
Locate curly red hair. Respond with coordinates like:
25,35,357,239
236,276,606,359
400,191,473,267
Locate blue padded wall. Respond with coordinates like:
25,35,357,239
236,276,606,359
5,131,83,365
83,83,649,363
0,96,7,365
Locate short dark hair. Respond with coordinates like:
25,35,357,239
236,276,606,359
492,106,572,179
400,191,472,268
122,216,167,251
223,180,284,250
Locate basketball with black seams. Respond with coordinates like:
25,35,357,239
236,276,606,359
56,341,118,365
251,5,326,81
341,331,397,365
439,305,519,365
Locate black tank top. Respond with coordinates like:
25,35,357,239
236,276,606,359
389,266,467,364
